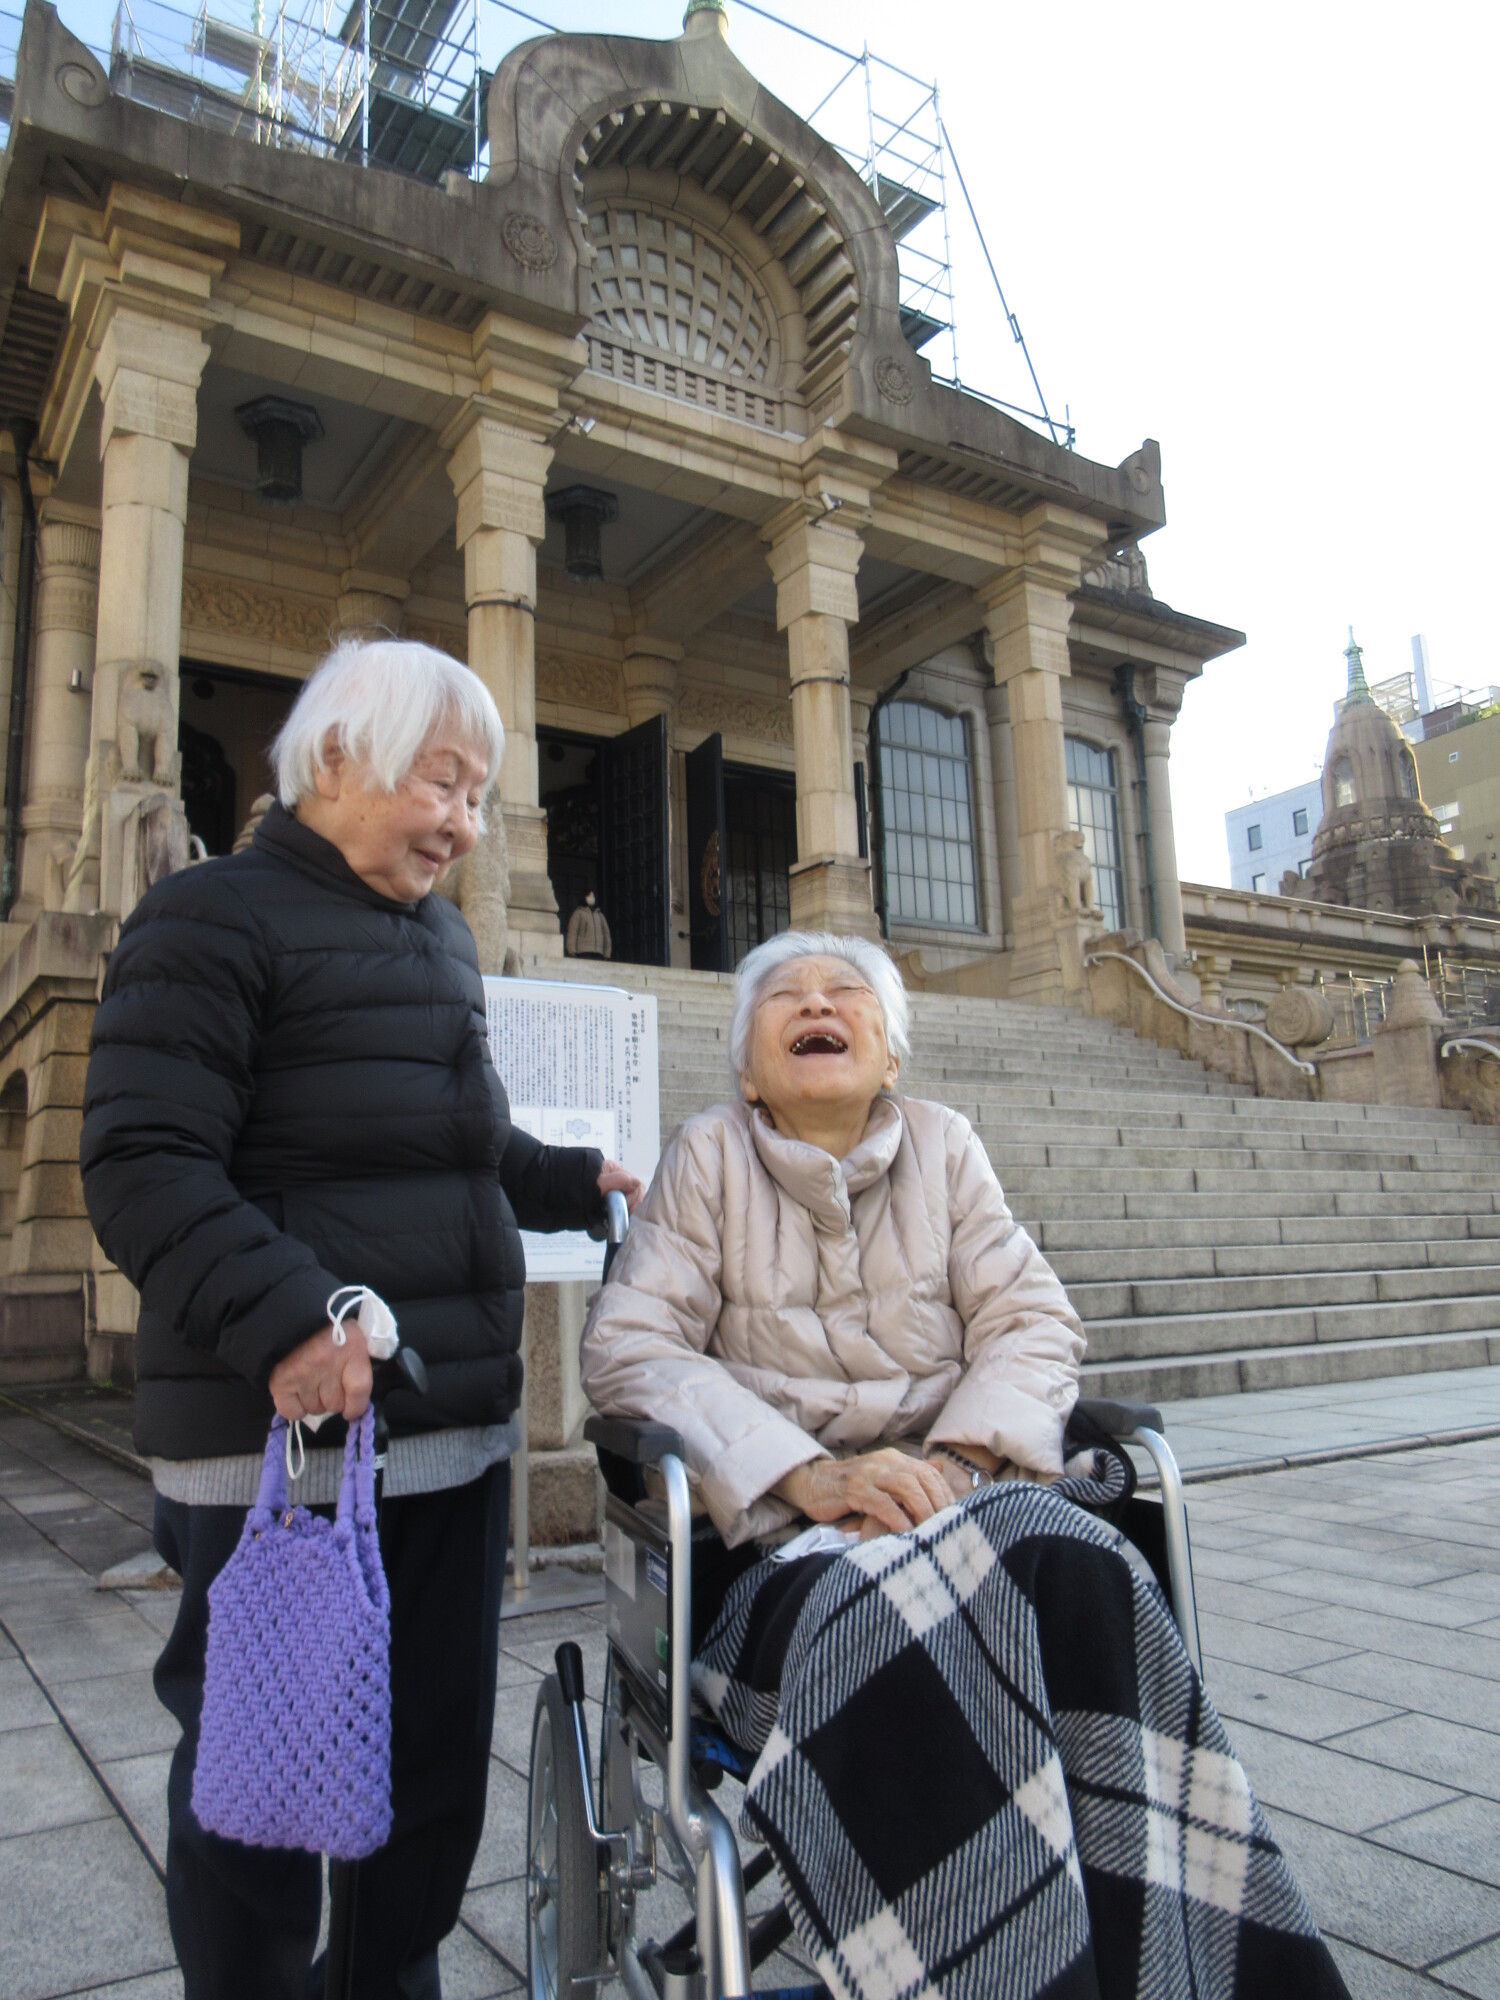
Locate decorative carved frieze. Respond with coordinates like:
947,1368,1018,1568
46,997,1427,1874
404,617,467,660
503,212,558,272
181,575,333,653
536,651,622,712
677,682,792,745
873,353,914,405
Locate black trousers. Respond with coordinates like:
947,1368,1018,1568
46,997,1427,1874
152,1461,510,2000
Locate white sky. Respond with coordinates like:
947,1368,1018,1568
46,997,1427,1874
50,0,1500,884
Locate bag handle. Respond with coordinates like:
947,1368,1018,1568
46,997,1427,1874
336,1407,378,1531
254,1416,290,1518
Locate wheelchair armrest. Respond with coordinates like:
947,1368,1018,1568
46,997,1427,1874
584,1414,686,1466
1072,1395,1164,1439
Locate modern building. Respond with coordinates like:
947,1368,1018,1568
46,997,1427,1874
1414,707,1500,875
1224,780,1320,894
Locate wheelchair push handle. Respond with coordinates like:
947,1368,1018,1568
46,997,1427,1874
602,1187,630,1281
555,1641,587,1709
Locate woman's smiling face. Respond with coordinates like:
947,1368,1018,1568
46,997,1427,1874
740,954,899,1130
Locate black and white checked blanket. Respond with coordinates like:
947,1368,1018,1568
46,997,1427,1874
693,1479,1348,2000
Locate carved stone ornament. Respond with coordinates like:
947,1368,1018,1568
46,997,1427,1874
403,617,467,661
699,828,721,918
873,353,914,405
502,212,557,273
678,683,792,747
181,575,333,653
536,651,621,712
56,59,108,107
1263,985,1335,1051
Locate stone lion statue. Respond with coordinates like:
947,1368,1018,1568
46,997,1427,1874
1054,829,1103,921
117,661,179,785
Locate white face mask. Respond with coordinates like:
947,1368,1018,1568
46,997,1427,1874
285,1287,401,1476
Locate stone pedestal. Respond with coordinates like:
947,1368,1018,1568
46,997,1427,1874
448,416,560,956
766,516,876,938
20,510,98,917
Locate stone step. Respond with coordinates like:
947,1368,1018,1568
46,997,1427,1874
1069,1261,1500,1322
979,1119,1500,1159
1081,1290,1500,1362
994,1143,1488,1175
1034,1212,1500,1251
1003,1165,1500,1196
1012,1188,1500,1222
1083,1328,1500,1401
1048,1235,1500,1284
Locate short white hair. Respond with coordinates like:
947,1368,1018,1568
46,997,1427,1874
729,932,911,1086
272,639,505,810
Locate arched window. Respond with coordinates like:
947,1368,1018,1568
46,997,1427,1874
876,702,978,928
1333,756,1355,808
1065,737,1125,931
1398,752,1419,800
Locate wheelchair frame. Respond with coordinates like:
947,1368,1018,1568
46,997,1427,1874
526,1192,1203,2000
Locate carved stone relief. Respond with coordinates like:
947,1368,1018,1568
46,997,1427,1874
677,682,792,746
874,353,914,405
502,212,557,272
536,652,622,712
181,575,333,653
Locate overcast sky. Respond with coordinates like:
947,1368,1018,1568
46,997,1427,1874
53,0,1498,883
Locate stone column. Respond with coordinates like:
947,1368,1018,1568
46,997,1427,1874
65,308,208,918
978,508,1101,1003
1142,714,1187,959
334,569,407,643
984,675,1020,948
20,509,99,917
766,515,875,936
447,414,558,957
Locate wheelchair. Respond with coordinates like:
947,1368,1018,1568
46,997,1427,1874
526,1196,1203,2000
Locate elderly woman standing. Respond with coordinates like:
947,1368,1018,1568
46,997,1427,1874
581,933,1347,1999
82,640,639,2000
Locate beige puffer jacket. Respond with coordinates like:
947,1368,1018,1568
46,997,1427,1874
579,1095,1086,1545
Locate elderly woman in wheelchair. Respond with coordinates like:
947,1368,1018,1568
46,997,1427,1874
528,932,1347,2000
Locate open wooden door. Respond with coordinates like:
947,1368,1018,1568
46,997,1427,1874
685,731,730,973
599,714,671,966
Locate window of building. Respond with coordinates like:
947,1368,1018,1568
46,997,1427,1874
876,702,979,928
1333,757,1355,808
1299,859,1311,877
1292,807,1309,836
1247,823,1263,851
1064,736,1125,932
1251,872,1266,891
1398,753,1419,799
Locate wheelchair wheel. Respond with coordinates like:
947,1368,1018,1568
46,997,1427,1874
527,1674,604,2000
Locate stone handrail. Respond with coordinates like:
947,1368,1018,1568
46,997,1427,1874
1084,949,1317,1075
1440,1036,1500,1062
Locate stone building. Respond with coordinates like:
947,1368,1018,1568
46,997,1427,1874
0,0,1242,1370
1284,633,1497,919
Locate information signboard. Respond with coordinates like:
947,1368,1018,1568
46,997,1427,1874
483,977,660,1281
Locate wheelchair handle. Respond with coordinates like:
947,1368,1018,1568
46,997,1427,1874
605,1188,629,1245
555,1641,587,1709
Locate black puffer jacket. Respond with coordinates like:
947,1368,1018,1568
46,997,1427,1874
81,804,603,1460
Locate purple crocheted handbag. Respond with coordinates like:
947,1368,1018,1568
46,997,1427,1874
191,1411,393,1861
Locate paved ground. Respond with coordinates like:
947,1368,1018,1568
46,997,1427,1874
3,1369,1500,1999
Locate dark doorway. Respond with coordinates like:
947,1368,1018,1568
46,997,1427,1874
538,730,603,936
540,719,672,967
724,763,795,967
178,662,299,857
685,732,729,972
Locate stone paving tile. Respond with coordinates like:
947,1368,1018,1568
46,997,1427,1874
1299,1650,1500,1733
97,1750,173,1874
50,1671,179,1763
1233,1534,1477,1589
1198,1610,1356,1676
1191,1574,1322,1625
8,1609,163,1684
1371,1794,1500,1892
1214,1715,1459,1834
1265,1807,1500,1965
1273,1602,1500,1683
0,1722,114,1838
1326,1711,1500,1804
438,1921,521,1998
66,1976,184,2000
1327,1938,1461,1997
462,1876,527,1981
0,1655,54,1732
1430,1933,1500,1998
1246,1564,1500,1630
1199,1656,1401,1743
0,1818,174,2000
469,1758,527,1890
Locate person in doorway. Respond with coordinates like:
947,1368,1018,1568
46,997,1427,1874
565,885,612,959
80,639,643,2000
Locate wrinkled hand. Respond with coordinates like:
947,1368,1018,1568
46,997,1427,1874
774,1448,953,1537
598,1159,644,1214
926,1442,1002,1505
268,1321,372,1425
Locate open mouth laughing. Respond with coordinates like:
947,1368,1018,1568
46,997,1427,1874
790,1032,849,1056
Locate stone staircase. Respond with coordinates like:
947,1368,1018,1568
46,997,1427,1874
530,958,1500,1402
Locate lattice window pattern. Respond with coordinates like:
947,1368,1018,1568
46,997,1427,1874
588,207,776,383
1065,736,1125,933
877,702,979,930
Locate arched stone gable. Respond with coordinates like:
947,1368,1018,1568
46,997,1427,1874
484,25,906,411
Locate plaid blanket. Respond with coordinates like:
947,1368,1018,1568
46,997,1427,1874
693,1479,1348,2000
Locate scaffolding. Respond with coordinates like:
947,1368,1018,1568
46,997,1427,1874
4,0,1068,445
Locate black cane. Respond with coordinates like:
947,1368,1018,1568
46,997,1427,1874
325,1345,428,2000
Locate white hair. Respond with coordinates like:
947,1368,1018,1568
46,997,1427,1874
729,932,911,1086
272,639,505,811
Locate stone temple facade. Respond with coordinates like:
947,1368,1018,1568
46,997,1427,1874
1286,635,1498,919
0,0,1243,1367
